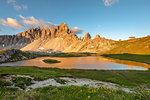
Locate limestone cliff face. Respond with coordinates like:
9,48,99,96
0,23,116,53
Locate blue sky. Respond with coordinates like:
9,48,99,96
0,0,150,40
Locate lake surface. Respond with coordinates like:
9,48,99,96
0,56,149,70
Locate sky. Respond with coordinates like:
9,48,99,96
0,0,150,40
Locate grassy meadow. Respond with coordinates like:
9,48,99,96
1,86,150,100
0,66,150,99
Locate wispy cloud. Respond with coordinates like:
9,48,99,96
7,0,28,10
103,0,119,6
7,0,16,3
71,27,83,34
0,18,24,29
18,15,56,29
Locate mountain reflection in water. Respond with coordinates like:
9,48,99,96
0,56,148,70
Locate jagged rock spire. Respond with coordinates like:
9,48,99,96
59,23,69,32
16,23,80,41
51,27,56,38
37,26,40,29
79,36,82,40
83,32,91,41
41,28,46,39
94,34,100,39
46,27,51,39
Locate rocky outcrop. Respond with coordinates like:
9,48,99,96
0,49,48,63
0,49,27,63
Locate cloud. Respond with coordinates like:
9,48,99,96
18,15,56,29
13,5,27,10
103,0,119,6
71,27,83,34
7,0,28,10
0,18,24,29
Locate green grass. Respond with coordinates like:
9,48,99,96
43,59,61,63
51,68,150,87
1,66,150,99
12,77,32,89
0,66,71,81
101,53,150,65
0,66,150,87
0,86,150,100
51,53,91,57
0,79,11,87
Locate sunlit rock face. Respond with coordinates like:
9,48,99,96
94,34,100,39
83,32,91,41
0,23,116,53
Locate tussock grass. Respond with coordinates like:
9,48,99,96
12,77,32,89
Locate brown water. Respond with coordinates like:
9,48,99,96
0,56,149,70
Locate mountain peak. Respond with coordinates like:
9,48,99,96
60,23,68,27
83,32,91,41
37,26,41,29
94,34,100,39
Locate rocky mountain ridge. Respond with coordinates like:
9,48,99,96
0,23,116,53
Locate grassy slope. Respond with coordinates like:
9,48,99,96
101,53,150,65
104,36,150,54
100,36,150,65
